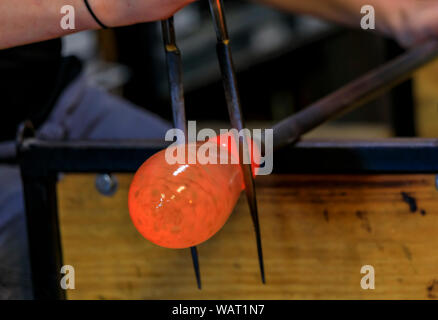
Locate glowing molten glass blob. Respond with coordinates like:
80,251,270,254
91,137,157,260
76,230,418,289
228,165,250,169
128,136,259,249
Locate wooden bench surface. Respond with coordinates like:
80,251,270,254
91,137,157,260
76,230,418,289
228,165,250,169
57,173,438,300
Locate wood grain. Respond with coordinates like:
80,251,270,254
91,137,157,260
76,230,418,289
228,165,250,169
57,174,438,300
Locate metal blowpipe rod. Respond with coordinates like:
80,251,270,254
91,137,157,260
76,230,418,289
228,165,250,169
272,40,438,150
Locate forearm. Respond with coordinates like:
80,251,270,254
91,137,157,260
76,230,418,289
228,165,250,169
1,0,197,50
256,0,438,47
0,0,106,49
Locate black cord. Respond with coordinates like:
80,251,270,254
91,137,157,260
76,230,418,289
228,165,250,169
84,0,108,29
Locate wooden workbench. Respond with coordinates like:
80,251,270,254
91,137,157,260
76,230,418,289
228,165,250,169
57,173,438,300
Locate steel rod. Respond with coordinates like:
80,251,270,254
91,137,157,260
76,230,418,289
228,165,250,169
272,40,438,150
162,17,201,290
208,0,265,283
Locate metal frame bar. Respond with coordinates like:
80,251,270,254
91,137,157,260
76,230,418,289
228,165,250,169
20,173,64,300
19,138,438,174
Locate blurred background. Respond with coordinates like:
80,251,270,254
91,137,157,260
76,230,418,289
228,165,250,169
62,0,438,139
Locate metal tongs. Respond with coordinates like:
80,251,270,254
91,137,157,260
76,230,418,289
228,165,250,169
161,0,265,289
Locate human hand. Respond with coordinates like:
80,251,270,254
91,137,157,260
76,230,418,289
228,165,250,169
377,0,438,47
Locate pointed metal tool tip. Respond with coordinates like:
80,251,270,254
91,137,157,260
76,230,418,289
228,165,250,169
258,256,265,284
258,253,265,283
190,246,202,290
259,247,265,284
250,196,265,286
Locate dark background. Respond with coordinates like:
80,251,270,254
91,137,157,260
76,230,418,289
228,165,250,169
99,0,414,136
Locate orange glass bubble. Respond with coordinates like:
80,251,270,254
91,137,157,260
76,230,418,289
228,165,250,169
128,134,260,249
